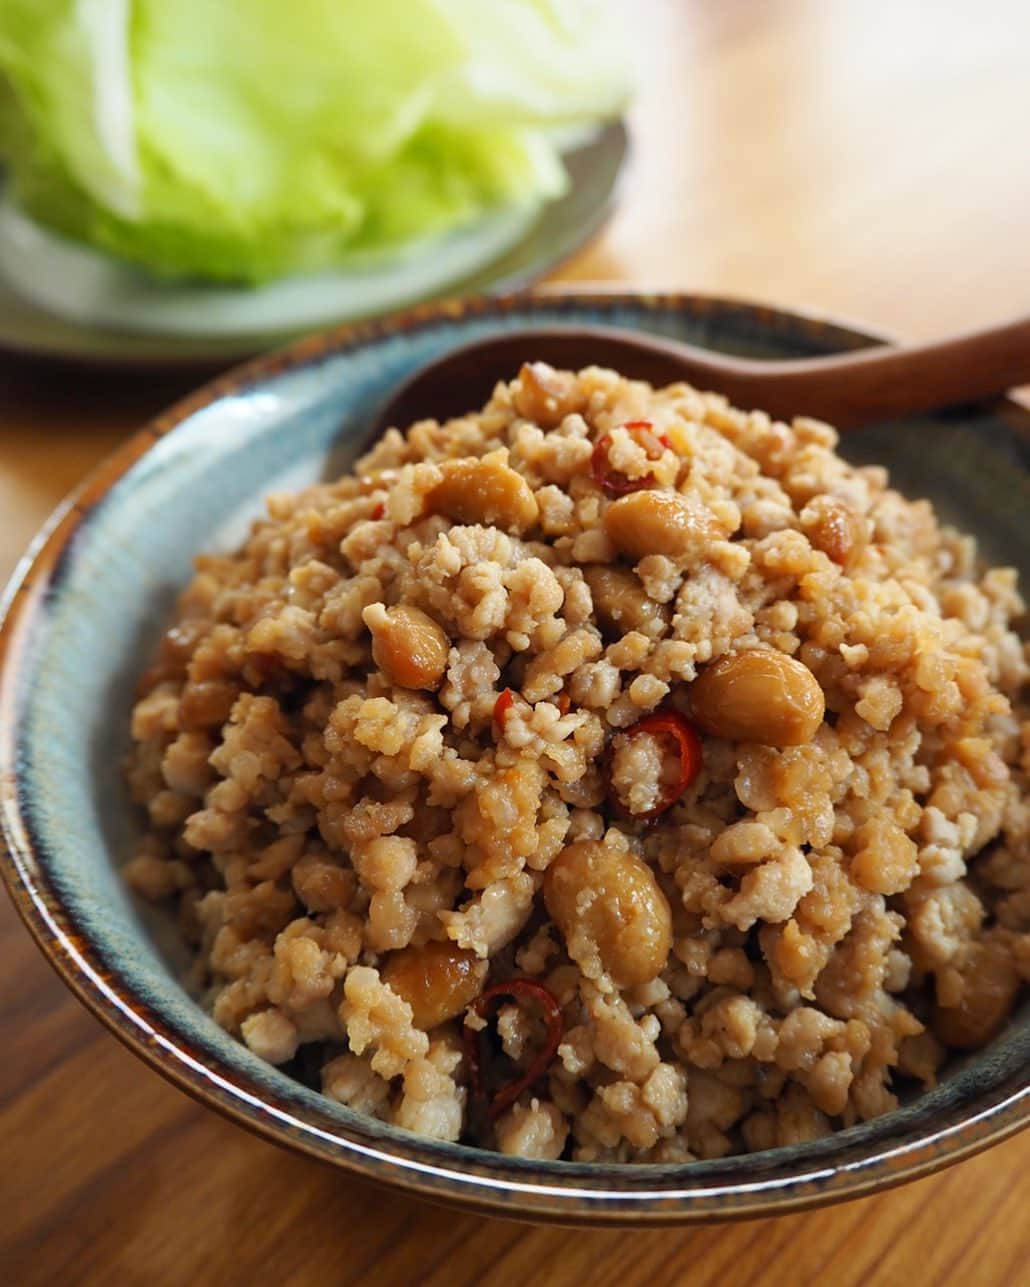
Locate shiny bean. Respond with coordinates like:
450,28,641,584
427,453,539,533
584,565,670,639
382,940,488,1030
512,362,585,428
801,495,866,566
364,603,450,690
603,490,716,562
544,840,672,988
689,650,825,746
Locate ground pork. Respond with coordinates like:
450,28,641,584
126,364,1029,1161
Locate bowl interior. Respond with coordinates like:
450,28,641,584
4,293,1030,1221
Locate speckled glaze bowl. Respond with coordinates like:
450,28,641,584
2,292,1029,1225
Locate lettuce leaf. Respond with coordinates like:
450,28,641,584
0,0,629,282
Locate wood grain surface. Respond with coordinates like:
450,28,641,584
3,2,1030,1282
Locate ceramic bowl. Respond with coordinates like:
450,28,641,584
2,291,1029,1225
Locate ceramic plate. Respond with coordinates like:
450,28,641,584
0,123,626,368
1,292,1029,1224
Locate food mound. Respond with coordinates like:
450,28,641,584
126,363,1030,1163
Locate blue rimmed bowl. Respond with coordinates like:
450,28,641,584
2,291,1029,1225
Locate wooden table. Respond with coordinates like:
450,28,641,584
3,2,1029,1282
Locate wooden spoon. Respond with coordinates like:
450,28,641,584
372,315,1030,434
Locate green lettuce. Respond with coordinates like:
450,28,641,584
0,0,629,282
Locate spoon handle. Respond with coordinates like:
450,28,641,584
738,314,1030,426
370,315,1030,438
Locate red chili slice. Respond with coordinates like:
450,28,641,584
463,979,564,1120
605,708,703,821
492,687,516,732
591,420,672,497
370,501,386,520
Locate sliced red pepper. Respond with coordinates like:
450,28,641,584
605,708,703,821
370,501,386,520
463,979,564,1120
492,687,516,732
591,420,671,497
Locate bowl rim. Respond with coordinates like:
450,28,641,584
2,288,1029,1225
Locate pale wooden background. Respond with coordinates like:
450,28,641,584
3,2,1030,1282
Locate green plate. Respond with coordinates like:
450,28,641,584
0,122,627,368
